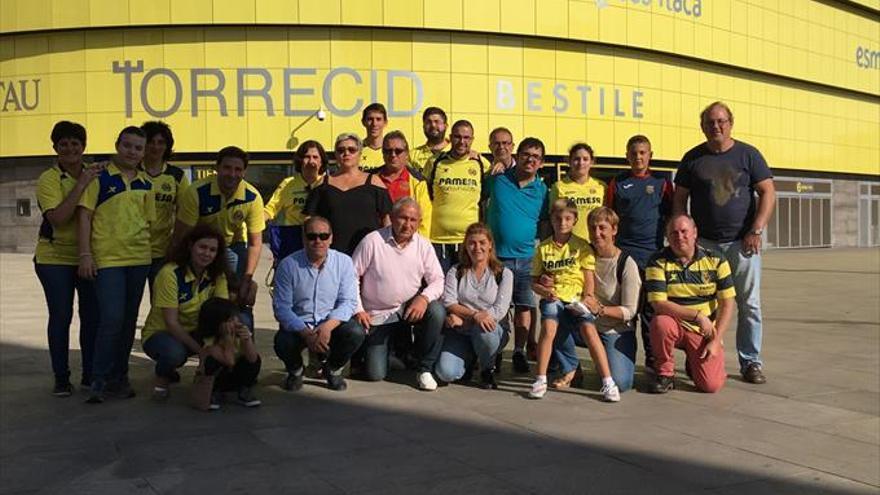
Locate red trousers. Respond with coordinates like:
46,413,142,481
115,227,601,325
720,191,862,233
650,315,726,393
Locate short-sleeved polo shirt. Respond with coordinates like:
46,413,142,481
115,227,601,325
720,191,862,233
177,175,266,245
486,168,548,259
645,246,736,334
141,262,229,344
35,164,87,265
78,162,154,269
426,153,487,244
146,163,189,259
549,176,606,240
264,174,324,227
531,235,596,303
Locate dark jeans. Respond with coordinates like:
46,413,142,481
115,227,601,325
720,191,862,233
432,243,461,276
34,263,100,382
362,300,445,381
142,332,198,379
273,319,366,373
91,264,150,391
147,257,166,293
204,355,261,391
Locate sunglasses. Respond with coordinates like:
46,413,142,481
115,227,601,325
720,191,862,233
382,148,407,155
335,146,359,155
305,232,331,241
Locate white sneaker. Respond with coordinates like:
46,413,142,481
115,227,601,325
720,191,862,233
529,379,548,399
417,372,438,391
601,383,621,402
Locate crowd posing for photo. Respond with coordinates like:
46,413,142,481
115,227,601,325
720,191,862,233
35,100,775,409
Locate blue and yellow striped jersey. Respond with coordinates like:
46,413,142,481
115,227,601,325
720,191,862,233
645,245,736,334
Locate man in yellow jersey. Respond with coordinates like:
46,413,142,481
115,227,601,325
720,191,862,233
409,107,450,173
645,214,736,394
549,143,606,240
376,130,433,238
175,146,265,302
488,127,516,175
360,103,388,172
77,126,153,403
141,121,189,287
425,120,488,273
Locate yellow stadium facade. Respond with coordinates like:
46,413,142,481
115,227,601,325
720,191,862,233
1,0,878,250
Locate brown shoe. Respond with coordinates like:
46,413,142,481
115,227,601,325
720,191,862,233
742,363,766,384
551,370,576,389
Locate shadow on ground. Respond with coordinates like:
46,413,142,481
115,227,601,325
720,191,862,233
1,339,874,495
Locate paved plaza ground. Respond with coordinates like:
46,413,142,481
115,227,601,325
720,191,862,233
1,247,878,494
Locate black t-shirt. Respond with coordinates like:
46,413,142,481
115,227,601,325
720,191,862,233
304,175,392,255
675,140,773,242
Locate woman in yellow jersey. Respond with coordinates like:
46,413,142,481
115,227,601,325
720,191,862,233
141,225,231,401
548,143,606,240
264,140,327,262
528,199,619,402
141,121,189,287
78,126,153,403
34,121,102,397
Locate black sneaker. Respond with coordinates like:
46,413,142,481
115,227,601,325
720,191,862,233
479,369,498,390
742,363,766,384
512,351,530,374
52,379,73,397
325,365,347,391
282,372,304,391
209,392,222,411
649,375,675,394
237,387,262,407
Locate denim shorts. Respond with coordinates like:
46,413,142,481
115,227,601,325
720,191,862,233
500,257,536,308
539,299,596,324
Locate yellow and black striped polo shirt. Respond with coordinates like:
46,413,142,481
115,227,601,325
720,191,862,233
645,246,736,334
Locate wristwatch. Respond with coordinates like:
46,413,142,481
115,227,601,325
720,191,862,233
750,228,763,236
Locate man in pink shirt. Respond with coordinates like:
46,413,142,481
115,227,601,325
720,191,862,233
352,197,446,390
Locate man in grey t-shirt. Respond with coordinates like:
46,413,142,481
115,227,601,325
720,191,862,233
673,101,776,385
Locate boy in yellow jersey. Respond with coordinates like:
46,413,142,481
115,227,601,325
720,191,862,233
34,121,101,396
77,126,154,403
409,107,450,173
264,140,328,261
549,143,606,240
529,199,619,402
141,121,189,287
425,119,487,273
360,103,388,172
175,146,265,303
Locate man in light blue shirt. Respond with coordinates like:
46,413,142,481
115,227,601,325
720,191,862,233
272,216,365,391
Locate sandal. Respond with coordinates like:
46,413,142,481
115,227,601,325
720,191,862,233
551,370,576,389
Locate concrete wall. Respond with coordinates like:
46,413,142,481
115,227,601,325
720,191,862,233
832,180,859,248
0,160,43,253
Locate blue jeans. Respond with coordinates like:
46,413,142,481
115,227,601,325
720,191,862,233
554,327,636,392
500,257,536,308
700,238,763,372
435,323,504,382
34,263,99,382
142,332,198,379
362,300,445,381
91,265,150,390
226,241,248,281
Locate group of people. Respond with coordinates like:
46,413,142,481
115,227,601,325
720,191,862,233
35,99,776,409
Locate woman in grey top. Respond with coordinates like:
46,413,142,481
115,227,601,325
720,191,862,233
435,223,513,389
555,207,641,392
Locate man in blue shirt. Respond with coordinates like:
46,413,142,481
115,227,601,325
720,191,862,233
606,135,673,373
272,216,365,391
486,137,549,373
674,101,776,385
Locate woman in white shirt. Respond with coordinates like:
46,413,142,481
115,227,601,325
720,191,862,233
434,223,513,389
